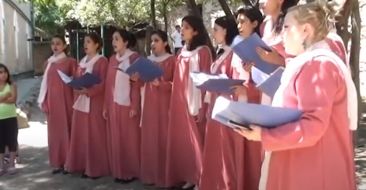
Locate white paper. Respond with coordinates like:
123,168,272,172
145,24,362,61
57,70,73,84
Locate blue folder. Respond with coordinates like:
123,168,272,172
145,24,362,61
190,72,245,94
255,67,284,98
57,70,101,89
122,57,164,82
231,33,279,74
212,96,302,129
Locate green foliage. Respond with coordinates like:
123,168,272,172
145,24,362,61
27,0,154,33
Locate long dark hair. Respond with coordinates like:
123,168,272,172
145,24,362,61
0,63,12,84
85,32,103,52
274,0,299,34
214,16,239,45
151,30,172,54
235,5,264,36
114,29,137,48
182,15,210,51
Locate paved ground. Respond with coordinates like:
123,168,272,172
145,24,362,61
0,77,158,190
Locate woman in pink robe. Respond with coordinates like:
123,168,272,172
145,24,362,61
234,3,357,190
216,8,263,190
165,15,213,189
38,35,76,174
104,29,142,183
65,33,109,178
140,30,175,187
200,14,261,190
257,0,299,65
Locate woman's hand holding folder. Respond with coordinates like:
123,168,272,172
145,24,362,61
234,125,262,141
256,47,285,66
130,72,140,82
151,79,160,87
74,87,88,95
231,85,247,97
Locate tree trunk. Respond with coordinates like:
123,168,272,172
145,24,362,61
335,0,352,46
145,25,153,55
151,0,157,29
163,1,169,32
217,0,235,20
349,0,362,145
186,0,202,16
242,0,258,6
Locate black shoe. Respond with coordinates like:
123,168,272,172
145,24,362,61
114,178,122,183
81,173,89,178
116,177,137,184
61,169,69,175
89,176,101,180
51,168,63,174
180,183,195,190
143,183,154,186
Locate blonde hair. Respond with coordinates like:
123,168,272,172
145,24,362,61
288,1,338,44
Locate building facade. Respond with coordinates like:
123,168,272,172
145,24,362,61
0,0,33,74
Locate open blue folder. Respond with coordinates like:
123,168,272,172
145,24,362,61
212,96,302,129
57,70,101,89
254,67,284,98
190,72,245,94
119,57,163,82
231,33,279,74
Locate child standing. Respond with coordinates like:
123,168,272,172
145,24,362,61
0,63,18,176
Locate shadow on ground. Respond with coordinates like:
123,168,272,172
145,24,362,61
0,147,160,190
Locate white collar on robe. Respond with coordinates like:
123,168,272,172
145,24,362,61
116,49,134,63
79,54,103,73
211,45,232,74
148,53,173,63
37,52,67,106
72,54,103,113
273,40,358,130
113,49,136,106
180,45,204,58
180,45,207,116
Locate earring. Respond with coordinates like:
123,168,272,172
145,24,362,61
302,40,307,50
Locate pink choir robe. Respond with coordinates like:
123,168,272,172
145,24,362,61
200,50,235,190
42,57,76,168
261,57,356,190
105,53,142,180
221,60,262,190
325,32,347,64
165,46,212,186
65,57,110,177
140,55,176,187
